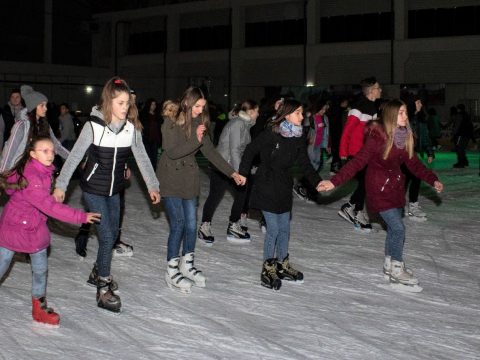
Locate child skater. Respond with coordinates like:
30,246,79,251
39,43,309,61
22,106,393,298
318,99,443,291
198,99,259,245
0,137,100,326
157,87,246,294
238,99,322,291
53,77,160,313
0,85,69,173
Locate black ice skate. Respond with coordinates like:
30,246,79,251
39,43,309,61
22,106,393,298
261,258,282,290
96,276,121,313
276,254,304,283
87,263,119,292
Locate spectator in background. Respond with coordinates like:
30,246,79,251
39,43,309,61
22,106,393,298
0,88,24,151
427,108,442,150
140,98,162,171
58,103,77,150
452,104,474,168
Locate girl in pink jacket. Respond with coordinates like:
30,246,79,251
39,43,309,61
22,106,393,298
0,136,100,326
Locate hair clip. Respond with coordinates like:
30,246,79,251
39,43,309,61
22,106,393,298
114,79,122,84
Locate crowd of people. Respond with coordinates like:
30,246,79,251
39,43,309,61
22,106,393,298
0,75,476,326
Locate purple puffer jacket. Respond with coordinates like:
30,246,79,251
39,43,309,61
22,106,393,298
0,159,88,253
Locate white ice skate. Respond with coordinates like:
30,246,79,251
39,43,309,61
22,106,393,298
407,202,427,222
179,252,206,288
388,260,423,293
165,257,193,294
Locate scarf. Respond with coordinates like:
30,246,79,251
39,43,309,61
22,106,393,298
394,126,408,149
279,120,303,138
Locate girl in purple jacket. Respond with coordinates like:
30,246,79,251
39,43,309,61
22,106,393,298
0,137,100,326
318,99,443,291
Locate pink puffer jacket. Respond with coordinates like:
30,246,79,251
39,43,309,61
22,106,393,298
0,159,87,253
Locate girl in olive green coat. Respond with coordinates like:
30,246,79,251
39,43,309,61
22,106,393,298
157,87,246,293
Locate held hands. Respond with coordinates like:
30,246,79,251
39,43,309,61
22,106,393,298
433,181,443,193
53,188,65,202
86,212,101,224
196,124,207,143
231,172,247,186
150,191,161,204
317,180,335,192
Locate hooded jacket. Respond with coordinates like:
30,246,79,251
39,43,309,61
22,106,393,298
0,108,69,172
215,110,255,171
0,159,87,253
331,122,438,213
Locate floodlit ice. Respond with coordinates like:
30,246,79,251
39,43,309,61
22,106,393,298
0,153,479,359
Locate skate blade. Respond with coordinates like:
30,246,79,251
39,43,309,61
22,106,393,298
388,282,423,293
408,216,427,222
192,280,206,288
226,236,251,244
32,320,60,329
165,280,192,294
261,282,281,291
97,305,122,315
282,279,304,284
198,238,214,247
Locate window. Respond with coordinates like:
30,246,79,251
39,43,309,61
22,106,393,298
180,25,231,51
245,19,305,47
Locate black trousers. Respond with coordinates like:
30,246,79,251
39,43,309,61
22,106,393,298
349,166,367,211
201,168,248,224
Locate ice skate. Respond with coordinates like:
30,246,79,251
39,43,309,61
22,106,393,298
198,221,214,245
407,202,427,222
179,252,206,287
276,254,304,283
293,183,308,200
227,221,251,243
112,241,134,257
383,256,413,280
165,257,193,294
32,297,60,326
390,260,419,285
338,202,355,224
239,213,249,232
261,258,282,290
96,276,122,313
353,210,373,233
87,263,119,292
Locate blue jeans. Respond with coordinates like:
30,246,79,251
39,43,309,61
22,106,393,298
0,247,48,298
163,197,198,261
261,211,290,261
83,192,120,278
307,145,322,171
379,208,405,262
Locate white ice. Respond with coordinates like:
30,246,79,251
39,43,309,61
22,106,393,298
0,156,479,360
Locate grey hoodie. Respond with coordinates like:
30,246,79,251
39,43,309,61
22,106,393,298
215,110,254,171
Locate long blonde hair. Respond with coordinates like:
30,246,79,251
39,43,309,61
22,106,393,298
176,87,210,138
381,99,414,160
99,77,142,130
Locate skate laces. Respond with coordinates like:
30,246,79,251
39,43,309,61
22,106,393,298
281,259,299,276
39,298,55,313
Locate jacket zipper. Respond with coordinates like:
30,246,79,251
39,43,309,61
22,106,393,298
86,163,99,181
109,147,118,196
380,178,390,192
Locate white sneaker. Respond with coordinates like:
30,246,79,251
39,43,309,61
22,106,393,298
408,202,427,219
390,260,418,285
165,257,193,294
112,243,133,257
179,252,206,288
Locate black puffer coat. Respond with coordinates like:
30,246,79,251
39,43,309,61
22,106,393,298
239,127,321,214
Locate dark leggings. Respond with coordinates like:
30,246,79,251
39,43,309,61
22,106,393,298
201,168,247,224
350,166,367,211
403,166,421,203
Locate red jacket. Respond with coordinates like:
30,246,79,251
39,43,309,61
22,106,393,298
339,98,377,158
331,123,438,213
0,159,88,253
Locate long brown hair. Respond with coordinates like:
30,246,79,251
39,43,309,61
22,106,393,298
381,99,414,160
98,77,142,130
175,87,210,138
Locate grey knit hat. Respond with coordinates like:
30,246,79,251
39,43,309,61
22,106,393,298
20,85,48,112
